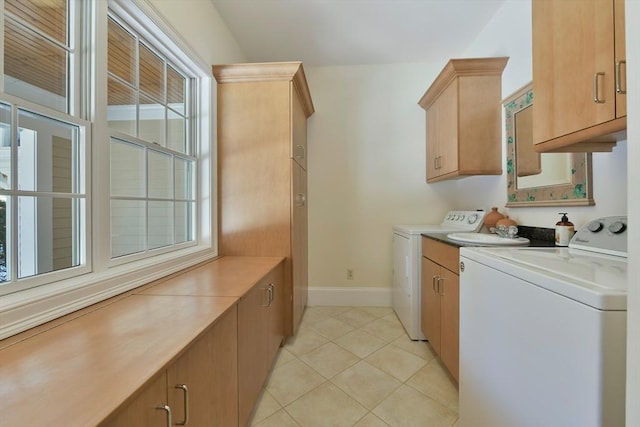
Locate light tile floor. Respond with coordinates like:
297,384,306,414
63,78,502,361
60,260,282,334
249,306,459,427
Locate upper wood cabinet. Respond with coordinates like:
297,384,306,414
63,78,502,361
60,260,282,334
532,0,626,152
418,57,508,183
213,62,314,337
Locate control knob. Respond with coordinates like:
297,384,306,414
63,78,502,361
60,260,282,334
587,221,603,232
467,213,479,224
608,221,626,234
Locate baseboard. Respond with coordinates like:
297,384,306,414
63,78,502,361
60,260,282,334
307,286,392,307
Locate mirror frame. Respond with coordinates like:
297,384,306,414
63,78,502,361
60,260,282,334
504,82,594,207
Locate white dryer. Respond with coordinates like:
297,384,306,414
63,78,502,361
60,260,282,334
392,210,485,340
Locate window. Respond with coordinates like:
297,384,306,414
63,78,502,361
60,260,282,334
107,14,197,260
0,0,214,338
0,104,88,290
1,0,90,293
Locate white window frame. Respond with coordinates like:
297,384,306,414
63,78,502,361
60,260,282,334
0,0,217,340
105,9,199,264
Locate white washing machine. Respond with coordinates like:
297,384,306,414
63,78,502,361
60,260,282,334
459,216,628,427
392,210,486,340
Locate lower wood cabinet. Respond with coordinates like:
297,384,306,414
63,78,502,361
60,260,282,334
421,237,460,381
101,305,239,427
238,265,284,427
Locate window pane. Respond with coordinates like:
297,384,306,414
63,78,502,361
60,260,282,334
0,196,9,282
110,139,145,197
175,201,194,244
4,19,68,112
148,200,173,249
5,0,67,44
139,95,164,145
139,43,164,101
148,149,173,199
107,18,136,85
17,109,83,193
167,65,185,114
17,196,83,279
167,109,186,154
175,158,194,200
107,76,137,137
0,103,11,190
111,199,145,258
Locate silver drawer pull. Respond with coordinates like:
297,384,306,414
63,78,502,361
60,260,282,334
156,404,172,427
175,384,189,425
593,72,605,103
296,193,306,207
615,60,627,94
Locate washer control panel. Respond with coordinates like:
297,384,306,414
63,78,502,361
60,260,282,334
441,210,486,232
570,216,627,257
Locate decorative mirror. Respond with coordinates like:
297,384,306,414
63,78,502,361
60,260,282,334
504,83,594,207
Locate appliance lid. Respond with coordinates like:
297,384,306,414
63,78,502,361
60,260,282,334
393,210,486,235
461,246,627,310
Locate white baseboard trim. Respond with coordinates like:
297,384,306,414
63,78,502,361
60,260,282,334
308,286,392,307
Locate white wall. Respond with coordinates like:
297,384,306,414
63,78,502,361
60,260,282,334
306,0,628,293
625,0,639,424
148,0,246,66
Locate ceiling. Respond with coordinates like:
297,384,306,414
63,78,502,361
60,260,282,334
209,0,507,67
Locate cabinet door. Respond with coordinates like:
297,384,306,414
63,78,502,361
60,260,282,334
439,268,460,382
421,257,441,354
426,82,458,181
532,0,616,145
237,283,269,427
291,161,308,335
100,373,168,427
292,84,308,170
266,265,285,369
167,306,238,427
614,0,626,118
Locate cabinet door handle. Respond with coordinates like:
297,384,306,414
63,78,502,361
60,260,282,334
268,283,274,306
296,193,306,207
615,61,627,94
593,72,605,103
438,277,445,296
432,275,440,292
262,287,270,307
156,404,172,427
174,384,189,425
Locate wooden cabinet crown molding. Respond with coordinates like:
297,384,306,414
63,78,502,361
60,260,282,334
418,57,509,109
213,61,315,118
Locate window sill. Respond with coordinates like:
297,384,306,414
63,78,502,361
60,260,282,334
0,246,219,341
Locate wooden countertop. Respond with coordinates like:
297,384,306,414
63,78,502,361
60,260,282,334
0,256,284,427
138,256,284,297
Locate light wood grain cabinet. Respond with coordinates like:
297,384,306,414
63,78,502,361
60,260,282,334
421,237,460,381
532,0,626,152
213,62,314,337
418,57,508,183
101,305,239,427
237,265,284,427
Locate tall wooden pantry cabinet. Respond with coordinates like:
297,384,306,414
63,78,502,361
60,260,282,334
213,62,314,337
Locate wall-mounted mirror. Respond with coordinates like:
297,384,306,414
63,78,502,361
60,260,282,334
504,83,594,207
